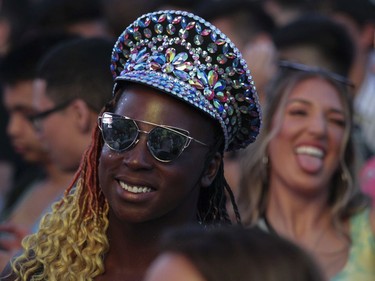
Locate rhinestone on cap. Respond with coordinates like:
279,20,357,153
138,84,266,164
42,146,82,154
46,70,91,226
110,10,261,151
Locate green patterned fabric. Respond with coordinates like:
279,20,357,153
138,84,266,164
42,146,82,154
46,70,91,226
331,209,375,281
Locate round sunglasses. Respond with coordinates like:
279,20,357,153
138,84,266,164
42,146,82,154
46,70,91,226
98,112,209,162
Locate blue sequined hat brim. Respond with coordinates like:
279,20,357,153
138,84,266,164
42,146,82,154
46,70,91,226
114,70,229,149
110,10,262,151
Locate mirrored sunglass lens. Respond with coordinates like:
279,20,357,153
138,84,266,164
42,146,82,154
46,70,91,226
32,119,42,131
102,117,138,151
148,127,187,161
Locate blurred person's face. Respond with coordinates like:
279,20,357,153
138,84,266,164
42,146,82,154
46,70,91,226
3,81,48,163
32,79,85,172
268,77,346,195
144,253,205,281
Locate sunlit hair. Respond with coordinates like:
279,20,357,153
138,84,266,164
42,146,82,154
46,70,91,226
10,84,239,280
237,69,369,230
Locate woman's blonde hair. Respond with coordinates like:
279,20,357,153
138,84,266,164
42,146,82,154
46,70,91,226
10,121,109,280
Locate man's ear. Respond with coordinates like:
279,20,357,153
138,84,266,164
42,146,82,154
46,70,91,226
200,152,222,187
70,99,95,133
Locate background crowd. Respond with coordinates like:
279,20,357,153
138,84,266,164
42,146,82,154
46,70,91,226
0,0,374,280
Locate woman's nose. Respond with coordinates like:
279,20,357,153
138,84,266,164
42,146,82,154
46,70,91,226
307,113,327,137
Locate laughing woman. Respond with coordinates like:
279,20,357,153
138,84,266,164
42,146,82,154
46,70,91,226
0,10,261,281
237,61,375,281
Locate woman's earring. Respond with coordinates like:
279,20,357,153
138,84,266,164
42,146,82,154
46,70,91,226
341,169,349,182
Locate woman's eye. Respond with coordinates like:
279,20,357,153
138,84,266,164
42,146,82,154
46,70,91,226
330,118,346,127
288,109,307,116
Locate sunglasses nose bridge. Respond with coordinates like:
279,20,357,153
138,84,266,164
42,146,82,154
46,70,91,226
138,128,149,135
133,128,155,155
136,128,151,145
128,119,148,147
122,130,154,168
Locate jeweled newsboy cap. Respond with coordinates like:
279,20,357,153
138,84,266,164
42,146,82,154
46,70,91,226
110,10,261,151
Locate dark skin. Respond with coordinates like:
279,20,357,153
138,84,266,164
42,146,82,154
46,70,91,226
0,85,222,281
95,84,222,281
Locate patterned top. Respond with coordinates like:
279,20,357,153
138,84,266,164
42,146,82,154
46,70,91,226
331,209,375,281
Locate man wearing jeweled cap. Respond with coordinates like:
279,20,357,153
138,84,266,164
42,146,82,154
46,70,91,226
1,10,261,281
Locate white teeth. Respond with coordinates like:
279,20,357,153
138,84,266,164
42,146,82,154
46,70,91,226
295,146,324,158
119,181,152,194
